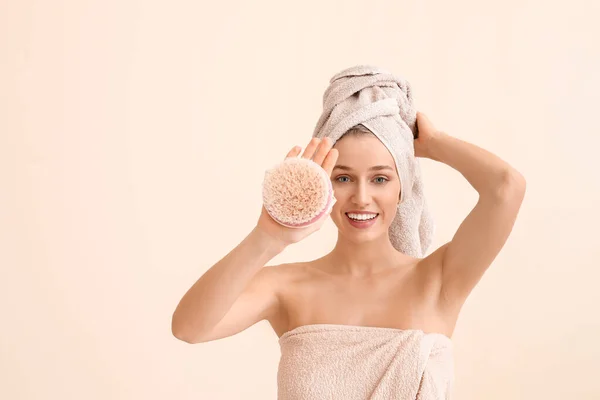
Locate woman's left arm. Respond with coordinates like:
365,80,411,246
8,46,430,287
415,112,527,306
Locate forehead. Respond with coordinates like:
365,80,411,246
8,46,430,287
333,134,396,170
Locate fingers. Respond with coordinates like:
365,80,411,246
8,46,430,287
287,137,337,174
300,137,322,160
284,145,302,160
320,147,339,176
416,111,435,130
311,137,333,166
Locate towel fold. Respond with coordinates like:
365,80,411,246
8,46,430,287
277,324,454,400
312,65,434,257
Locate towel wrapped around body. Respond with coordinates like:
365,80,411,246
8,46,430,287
277,324,454,400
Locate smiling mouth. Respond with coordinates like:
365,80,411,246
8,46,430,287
345,213,379,222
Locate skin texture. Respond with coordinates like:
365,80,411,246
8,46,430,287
268,111,526,339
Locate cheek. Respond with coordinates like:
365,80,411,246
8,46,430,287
383,185,400,202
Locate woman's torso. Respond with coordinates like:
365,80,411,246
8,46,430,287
268,248,460,339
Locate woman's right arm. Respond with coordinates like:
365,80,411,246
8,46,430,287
172,137,338,344
171,226,287,344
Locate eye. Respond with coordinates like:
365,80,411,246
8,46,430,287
334,176,389,184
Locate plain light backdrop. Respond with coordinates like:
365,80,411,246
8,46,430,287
1,0,599,399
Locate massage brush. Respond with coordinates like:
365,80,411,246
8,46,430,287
262,156,336,228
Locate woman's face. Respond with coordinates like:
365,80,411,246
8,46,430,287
329,134,401,236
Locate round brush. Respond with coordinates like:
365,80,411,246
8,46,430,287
262,157,336,228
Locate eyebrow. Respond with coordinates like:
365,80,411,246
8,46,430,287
333,165,394,172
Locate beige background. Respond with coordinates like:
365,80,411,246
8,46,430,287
2,0,599,399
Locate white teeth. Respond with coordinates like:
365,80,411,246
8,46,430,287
347,213,377,221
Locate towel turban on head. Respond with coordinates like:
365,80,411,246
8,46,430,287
312,64,434,257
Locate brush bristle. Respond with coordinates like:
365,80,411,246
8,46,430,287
262,157,334,227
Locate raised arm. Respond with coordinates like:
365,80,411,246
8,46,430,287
415,112,526,309
171,226,286,343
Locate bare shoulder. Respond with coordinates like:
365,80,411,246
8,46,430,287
259,261,312,307
262,261,314,335
263,261,304,278
263,261,314,289
268,258,321,274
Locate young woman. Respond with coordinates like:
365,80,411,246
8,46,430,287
172,111,526,397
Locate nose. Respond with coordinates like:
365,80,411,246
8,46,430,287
351,180,372,206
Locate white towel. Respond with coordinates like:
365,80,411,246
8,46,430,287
277,324,454,399
312,65,434,257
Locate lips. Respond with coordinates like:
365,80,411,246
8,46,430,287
344,213,379,229
345,212,379,221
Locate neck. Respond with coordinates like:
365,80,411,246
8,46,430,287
324,232,411,278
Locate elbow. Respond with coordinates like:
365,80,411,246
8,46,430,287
173,333,198,344
495,168,526,201
172,327,199,344
505,168,526,194
171,313,199,344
